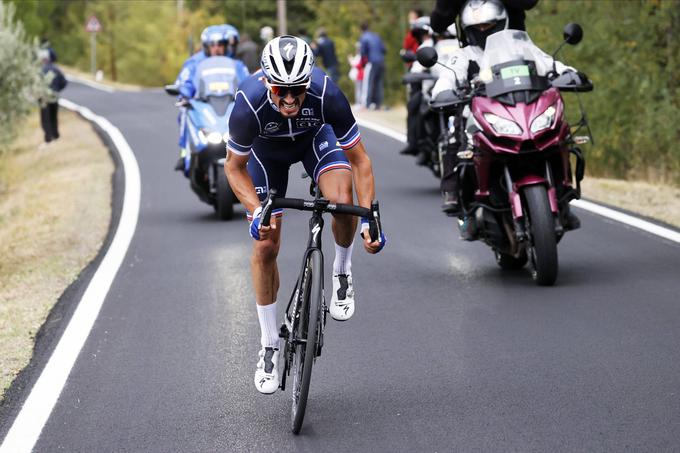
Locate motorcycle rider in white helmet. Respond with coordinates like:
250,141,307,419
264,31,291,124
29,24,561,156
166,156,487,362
432,0,577,229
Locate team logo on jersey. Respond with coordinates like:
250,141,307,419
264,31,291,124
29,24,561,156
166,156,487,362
296,119,319,128
264,122,280,132
301,107,314,116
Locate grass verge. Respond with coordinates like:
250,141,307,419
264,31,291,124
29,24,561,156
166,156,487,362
0,109,113,397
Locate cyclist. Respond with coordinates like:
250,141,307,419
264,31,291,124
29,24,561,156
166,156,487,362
225,35,386,394
173,24,249,171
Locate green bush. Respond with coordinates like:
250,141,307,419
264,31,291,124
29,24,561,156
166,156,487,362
0,0,48,150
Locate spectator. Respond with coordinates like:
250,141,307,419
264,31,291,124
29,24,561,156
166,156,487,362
38,49,67,147
40,37,57,63
401,8,423,68
237,33,260,73
313,27,339,82
297,27,312,44
347,41,364,107
359,22,386,110
260,25,274,44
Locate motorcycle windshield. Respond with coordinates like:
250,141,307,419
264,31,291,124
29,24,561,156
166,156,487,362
194,56,239,100
478,30,552,99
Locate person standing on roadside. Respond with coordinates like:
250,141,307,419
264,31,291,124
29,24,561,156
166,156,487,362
312,27,339,82
39,49,67,147
359,22,386,110
236,33,260,73
348,41,364,107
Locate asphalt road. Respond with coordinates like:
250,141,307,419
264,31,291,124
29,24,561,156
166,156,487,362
3,82,680,452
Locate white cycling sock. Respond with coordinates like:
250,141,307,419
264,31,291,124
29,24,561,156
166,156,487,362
256,302,279,349
333,242,353,275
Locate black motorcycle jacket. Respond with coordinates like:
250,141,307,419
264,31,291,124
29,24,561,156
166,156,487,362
431,0,539,34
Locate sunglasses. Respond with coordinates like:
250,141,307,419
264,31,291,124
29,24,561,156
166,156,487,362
266,81,309,97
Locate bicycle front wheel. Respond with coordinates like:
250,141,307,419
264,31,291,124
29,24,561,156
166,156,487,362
291,249,323,434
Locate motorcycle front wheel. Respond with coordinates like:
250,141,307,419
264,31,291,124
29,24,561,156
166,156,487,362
215,164,234,220
523,185,558,286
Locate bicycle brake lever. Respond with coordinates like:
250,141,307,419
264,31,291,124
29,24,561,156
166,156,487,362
369,201,382,243
260,189,277,227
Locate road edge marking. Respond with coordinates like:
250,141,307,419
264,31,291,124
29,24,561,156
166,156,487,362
65,74,116,93
356,117,680,244
0,99,141,453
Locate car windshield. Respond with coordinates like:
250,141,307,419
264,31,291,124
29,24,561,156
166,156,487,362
477,30,557,101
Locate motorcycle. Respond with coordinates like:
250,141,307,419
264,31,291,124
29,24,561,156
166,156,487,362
400,37,461,178
417,24,593,286
165,56,239,220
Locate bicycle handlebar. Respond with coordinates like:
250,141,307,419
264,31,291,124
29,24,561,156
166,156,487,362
260,189,383,243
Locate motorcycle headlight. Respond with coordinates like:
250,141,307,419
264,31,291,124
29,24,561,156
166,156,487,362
206,131,223,144
530,105,556,133
199,129,222,145
197,129,207,145
222,132,230,143
483,113,522,136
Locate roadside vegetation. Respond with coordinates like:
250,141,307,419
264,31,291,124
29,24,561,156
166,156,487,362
0,111,113,397
10,0,680,186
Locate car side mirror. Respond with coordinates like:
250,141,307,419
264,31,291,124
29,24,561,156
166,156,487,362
416,47,438,68
164,84,180,96
563,23,583,45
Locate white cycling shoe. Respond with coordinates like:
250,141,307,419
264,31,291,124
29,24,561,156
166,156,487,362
254,346,280,394
330,273,355,321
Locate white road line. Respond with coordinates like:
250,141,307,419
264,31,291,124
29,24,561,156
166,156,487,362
0,99,141,453
572,199,680,244
356,117,680,244
65,74,116,93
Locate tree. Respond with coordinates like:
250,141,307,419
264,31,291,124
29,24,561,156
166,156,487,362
0,1,49,150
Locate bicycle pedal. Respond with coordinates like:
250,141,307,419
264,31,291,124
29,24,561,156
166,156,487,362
279,324,289,339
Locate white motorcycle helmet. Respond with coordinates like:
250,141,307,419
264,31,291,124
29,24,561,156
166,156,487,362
460,0,508,48
260,35,315,85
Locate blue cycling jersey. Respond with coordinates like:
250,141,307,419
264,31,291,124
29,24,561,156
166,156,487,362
227,67,361,156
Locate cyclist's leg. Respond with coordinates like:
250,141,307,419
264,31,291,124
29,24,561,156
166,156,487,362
246,148,290,310
304,126,357,320
305,125,356,247
247,147,291,392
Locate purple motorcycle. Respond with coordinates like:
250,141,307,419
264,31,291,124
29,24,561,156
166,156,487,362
419,24,593,285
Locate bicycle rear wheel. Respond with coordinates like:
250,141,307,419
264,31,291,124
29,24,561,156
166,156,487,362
291,249,323,434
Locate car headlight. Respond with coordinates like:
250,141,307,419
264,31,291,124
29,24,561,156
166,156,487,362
483,113,522,136
222,132,230,143
530,105,556,133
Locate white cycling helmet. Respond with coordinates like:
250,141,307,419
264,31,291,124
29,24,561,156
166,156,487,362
260,35,315,85
460,0,508,48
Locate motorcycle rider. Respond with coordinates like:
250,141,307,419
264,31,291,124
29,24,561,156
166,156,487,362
174,25,249,171
401,16,435,159
405,19,460,167
430,0,538,35
224,36,386,394
433,0,580,230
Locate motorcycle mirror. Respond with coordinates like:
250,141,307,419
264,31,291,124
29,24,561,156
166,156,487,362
563,23,583,45
164,84,180,96
416,47,438,68
400,50,417,63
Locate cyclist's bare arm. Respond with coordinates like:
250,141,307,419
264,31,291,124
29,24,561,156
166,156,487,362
343,140,381,254
344,140,375,210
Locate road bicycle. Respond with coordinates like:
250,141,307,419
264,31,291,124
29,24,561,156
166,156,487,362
260,186,382,434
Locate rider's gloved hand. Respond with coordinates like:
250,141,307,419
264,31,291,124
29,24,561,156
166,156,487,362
249,206,263,240
360,217,387,253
